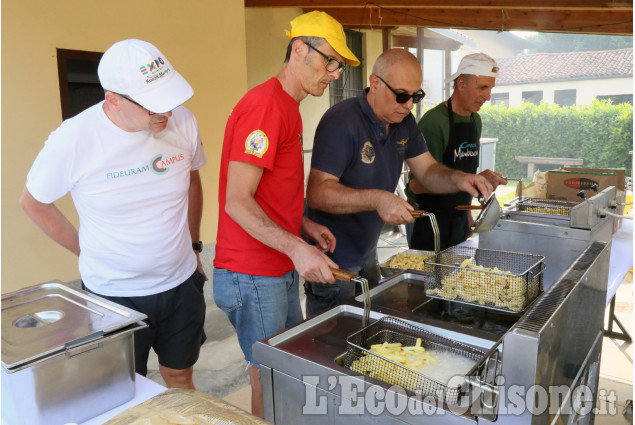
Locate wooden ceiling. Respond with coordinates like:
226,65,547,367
244,1,633,35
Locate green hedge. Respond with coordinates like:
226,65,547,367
476,100,633,179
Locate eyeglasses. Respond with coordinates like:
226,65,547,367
375,75,425,104
304,42,346,74
117,94,156,115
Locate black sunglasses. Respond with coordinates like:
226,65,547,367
304,42,346,74
116,94,156,115
376,75,425,104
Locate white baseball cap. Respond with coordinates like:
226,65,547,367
445,52,499,83
98,39,193,113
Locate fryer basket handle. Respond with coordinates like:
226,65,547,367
329,267,357,282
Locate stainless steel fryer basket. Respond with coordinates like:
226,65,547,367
515,197,579,216
425,246,545,314
344,316,485,405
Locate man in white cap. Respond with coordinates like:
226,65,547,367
213,10,358,417
407,52,508,251
20,39,207,389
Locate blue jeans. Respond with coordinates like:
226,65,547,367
212,269,303,364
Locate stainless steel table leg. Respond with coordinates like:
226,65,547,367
604,295,632,342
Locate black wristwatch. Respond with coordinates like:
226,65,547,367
192,241,203,253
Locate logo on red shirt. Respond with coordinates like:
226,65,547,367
245,130,269,158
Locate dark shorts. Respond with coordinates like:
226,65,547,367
82,269,207,376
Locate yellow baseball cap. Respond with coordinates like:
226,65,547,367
285,11,360,67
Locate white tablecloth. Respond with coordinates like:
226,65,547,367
606,219,633,305
1,374,165,425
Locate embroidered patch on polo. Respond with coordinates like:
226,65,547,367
361,141,376,164
245,130,269,158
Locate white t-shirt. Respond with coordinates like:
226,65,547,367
26,102,207,296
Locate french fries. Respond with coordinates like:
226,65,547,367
349,338,437,389
428,258,536,312
387,252,427,271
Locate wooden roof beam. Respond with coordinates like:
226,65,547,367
245,0,632,11
304,7,633,35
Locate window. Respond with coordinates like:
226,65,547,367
491,93,509,106
554,89,576,106
596,94,633,105
522,90,543,105
57,49,104,120
329,30,363,106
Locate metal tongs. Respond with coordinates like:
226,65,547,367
330,268,370,327
409,210,440,253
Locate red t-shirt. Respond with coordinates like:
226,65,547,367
214,78,304,276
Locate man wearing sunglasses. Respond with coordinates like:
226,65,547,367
304,48,493,318
407,53,508,252
20,39,207,390
213,11,359,417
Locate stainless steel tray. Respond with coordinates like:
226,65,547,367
379,249,435,278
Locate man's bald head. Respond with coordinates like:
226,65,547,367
372,48,421,78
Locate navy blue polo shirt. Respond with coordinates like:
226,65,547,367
306,89,428,268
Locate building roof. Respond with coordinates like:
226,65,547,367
495,48,633,85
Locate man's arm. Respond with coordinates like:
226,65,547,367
19,186,80,256
410,167,506,195
306,169,415,226
188,170,207,279
479,169,508,188
406,152,493,200
225,161,337,283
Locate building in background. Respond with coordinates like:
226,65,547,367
492,48,633,106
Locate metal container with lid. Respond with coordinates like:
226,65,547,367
1,281,148,425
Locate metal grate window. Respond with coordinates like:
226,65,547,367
491,93,509,106
330,30,364,106
522,90,543,105
57,49,104,120
554,89,576,106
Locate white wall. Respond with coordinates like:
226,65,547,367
3,0,247,290
422,49,445,104
493,77,633,106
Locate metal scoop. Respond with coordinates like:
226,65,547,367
473,193,501,233
330,268,370,327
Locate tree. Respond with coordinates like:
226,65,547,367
525,33,632,54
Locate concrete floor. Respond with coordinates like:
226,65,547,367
146,226,634,424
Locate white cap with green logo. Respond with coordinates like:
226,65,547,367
98,39,193,113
